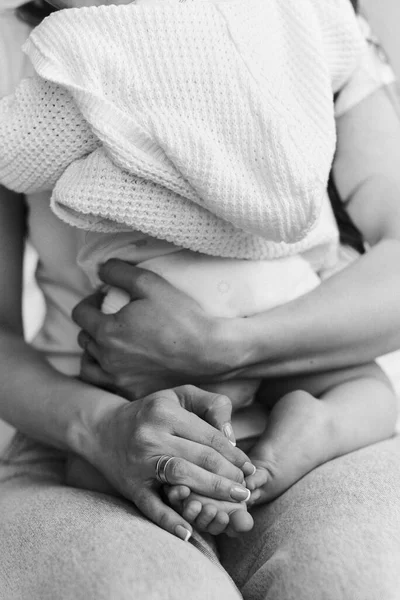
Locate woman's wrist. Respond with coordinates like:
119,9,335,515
212,315,268,378
66,386,128,466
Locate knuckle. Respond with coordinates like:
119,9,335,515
200,449,220,473
96,320,114,346
212,394,232,413
168,458,186,483
183,384,198,397
133,424,153,448
158,511,171,531
100,353,115,373
114,373,132,389
233,468,245,484
212,476,226,497
175,384,198,404
209,431,225,453
146,396,172,420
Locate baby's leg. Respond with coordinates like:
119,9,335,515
201,379,261,412
165,379,262,536
245,363,397,503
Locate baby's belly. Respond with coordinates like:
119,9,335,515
102,248,321,318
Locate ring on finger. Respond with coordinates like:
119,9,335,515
155,455,175,484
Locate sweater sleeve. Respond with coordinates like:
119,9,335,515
0,76,100,194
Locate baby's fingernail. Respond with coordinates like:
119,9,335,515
230,486,251,502
242,462,256,476
175,525,192,542
223,423,236,446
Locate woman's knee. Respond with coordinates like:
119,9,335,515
239,529,400,600
221,436,400,600
0,484,239,599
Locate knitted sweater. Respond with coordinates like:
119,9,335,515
0,0,364,260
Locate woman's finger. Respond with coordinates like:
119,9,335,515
174,386,235,444
134,486,193,542
171,438,245,485
80,352,114,389
72,293,110,339
170,404,252,473
143,389,251,472
77,331,102,363
99,259,178,301
160,457,251,503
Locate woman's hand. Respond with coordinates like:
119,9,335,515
86,384,254,541
73,259,244,399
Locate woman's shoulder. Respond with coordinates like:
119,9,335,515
0,8,33,99
335,15,396,118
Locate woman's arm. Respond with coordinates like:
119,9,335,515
73,83,400,391
0,189,255,541
240,82,400,378
0,189,123,451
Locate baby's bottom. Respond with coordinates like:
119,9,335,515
166,361,397,534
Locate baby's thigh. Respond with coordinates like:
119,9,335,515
258,361,387,408
0,477,240,600
219,435,400,600
201,379,261,411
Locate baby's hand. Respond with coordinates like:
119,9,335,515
165,484,260,536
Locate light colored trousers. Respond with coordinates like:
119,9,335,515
1,432,400,600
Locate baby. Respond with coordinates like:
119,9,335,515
0,0,397,536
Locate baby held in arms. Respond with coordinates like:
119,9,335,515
0,0,397,536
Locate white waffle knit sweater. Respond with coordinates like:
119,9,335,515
0,0,364,260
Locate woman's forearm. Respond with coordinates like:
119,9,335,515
232,84,400,380
232,238,400,378
0,327,125,458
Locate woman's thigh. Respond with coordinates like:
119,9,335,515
0,435,240,600
219,435,400,600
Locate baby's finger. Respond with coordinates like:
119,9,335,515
245,467,269,491
206,511,230,536
247,489,262,507
182,499,202,523
227,510,254,535
194,504,218,531
164,485,191,506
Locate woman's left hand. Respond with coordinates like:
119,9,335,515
72,259,244,399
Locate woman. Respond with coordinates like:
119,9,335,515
0,2,400,600
0,2,257,597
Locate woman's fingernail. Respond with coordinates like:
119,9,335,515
242,462,256,476
175,525,192,542
223,423,236,446
230,486,251,502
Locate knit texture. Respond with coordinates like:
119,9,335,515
0,0,364,259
